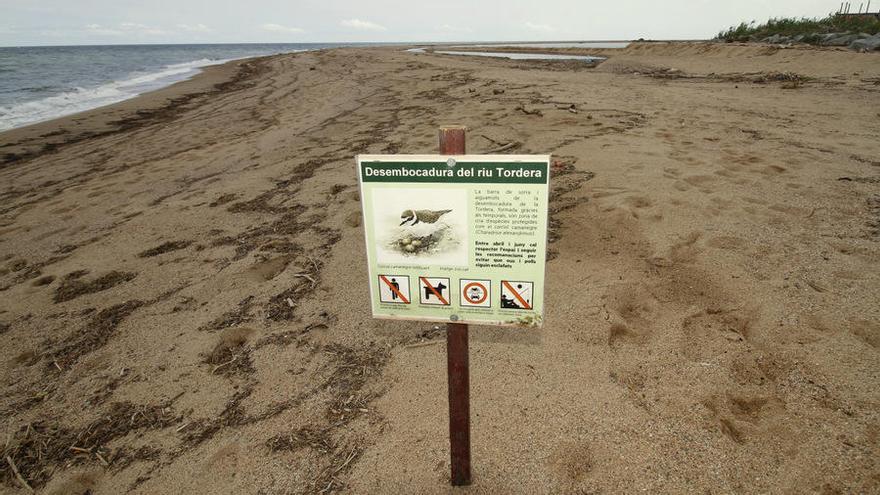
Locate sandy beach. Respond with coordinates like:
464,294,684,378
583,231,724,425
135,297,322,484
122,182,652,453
1,43,879,493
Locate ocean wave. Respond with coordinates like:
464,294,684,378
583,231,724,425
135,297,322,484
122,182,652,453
0,58,227,132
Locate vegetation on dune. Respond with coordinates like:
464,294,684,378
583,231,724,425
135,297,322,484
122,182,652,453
717,14,880,42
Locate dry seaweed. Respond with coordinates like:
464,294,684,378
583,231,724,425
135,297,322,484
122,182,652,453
199,296,254,332
209,193,237,207
255,315,334,349
266,259,322,321
204,328,255,377
310,443,365,494
266,427,365,494
53,271,138,303
51,300,144,368
546,157,595,258
1,401,179,489
265,424,365,494
180,386,306,449
266,425,335,454
109,445,163,472
5,255,71,288
867,195,880,238
137,240,192,258
322,344,389,423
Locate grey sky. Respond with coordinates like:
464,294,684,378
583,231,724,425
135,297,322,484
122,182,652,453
0,1,847,46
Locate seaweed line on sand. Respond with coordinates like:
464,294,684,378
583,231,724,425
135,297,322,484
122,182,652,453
1,401,180,490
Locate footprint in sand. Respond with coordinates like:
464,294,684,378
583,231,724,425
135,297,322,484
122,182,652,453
668,231,702,264
11,349,41,367
707,235,746,250
702,392,785,445
32,275,56,287
662,167,681,179
41,469,102,495
200,440,241,478
205,327,256,374
849,320,880,349
547,441,593,484
768,204,810,217
344,211,361,228
623,195,652,209
50,205,76,214
757,164,787,175
244,255,293,282
604,284,657,348
682,307,757,362
724,151,763,168
608,322,637,348
683,174,717,187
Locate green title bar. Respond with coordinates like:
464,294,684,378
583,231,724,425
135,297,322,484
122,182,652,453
361,162,548,184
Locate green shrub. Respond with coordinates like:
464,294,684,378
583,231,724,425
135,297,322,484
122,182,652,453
717,14,880,42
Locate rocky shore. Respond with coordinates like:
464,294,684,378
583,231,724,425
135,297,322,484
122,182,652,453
746,31,880,51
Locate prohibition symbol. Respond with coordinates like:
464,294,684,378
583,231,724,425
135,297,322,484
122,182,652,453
460,279,491,308
501,280,533,310
378,275,410,304
419,277,450,306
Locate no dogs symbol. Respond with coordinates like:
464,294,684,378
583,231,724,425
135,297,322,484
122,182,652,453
419,277,450,306
460,279,490,308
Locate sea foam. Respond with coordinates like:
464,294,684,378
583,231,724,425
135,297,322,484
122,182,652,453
0,58,224,131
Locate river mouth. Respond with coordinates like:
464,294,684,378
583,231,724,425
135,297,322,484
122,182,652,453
405,47,605,63
462,42,629,49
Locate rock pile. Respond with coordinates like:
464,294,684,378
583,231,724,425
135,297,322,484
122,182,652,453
755,32,880,51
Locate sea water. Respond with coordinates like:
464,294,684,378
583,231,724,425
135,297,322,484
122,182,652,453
0,43,354,131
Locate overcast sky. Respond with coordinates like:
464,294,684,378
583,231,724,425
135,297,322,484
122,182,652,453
0,1,847,46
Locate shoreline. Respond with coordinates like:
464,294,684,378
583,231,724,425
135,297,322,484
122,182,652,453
0,55,265,167
6,39,876,168
0,41,695,160
0,44,369,167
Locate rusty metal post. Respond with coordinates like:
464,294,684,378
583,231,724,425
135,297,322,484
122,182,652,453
439,126,471,486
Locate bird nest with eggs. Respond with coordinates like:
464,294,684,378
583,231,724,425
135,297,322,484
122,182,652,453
390,226,451,256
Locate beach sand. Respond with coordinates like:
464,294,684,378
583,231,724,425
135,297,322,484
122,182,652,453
1,43,879,494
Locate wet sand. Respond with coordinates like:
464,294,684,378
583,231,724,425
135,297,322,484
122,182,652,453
1,43,879,494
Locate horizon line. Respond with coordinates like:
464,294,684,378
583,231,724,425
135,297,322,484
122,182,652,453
0,38,707,49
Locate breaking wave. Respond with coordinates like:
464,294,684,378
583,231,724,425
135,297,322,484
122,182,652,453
0,58,225,131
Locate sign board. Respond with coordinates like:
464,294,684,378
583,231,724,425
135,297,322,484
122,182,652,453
356,154,550,327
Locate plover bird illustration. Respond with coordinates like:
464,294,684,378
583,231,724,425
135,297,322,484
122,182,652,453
399,209,452,226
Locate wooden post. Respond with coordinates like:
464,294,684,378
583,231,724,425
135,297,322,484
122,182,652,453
439,126,471,486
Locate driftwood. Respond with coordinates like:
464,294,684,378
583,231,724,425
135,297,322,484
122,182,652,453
485,142,521,153
556,103,578,114
404,339,443,349
515,105,543,116
480,134,503,146
6,455,33,492
212,355,238,374
479,134,521,154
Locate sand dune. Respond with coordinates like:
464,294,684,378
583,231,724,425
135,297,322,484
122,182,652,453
0,44,878,493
